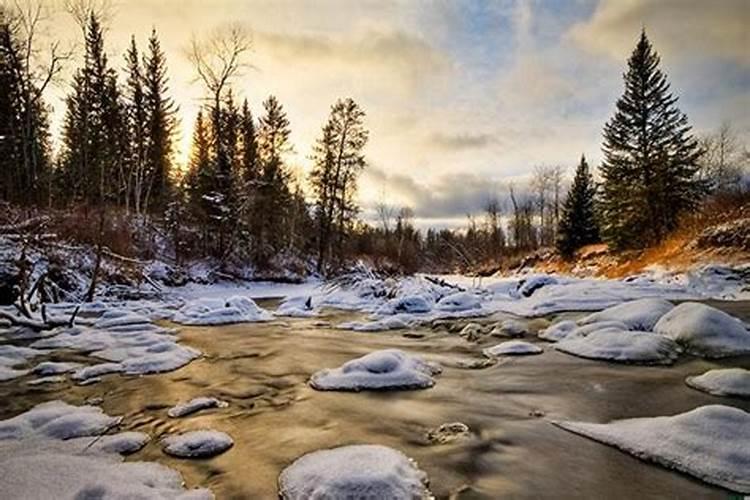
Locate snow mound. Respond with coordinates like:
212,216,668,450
275,295,316,317
278,444,431,500
0,400,121,441
67,431,151,455
435,291,481,312
653,302,750,358
555,328,680,365
538,320,577,342
0,438,211,499
686,368,750,398
554,405,750,494
483,340,543,356
32,361,82,376
168,397,229,418
162,430,234,458
338,315,412,332
310,349,441,391
0,344,43,381
579,298,675,331
173,296,272,325
375,295,432,315
516,274,557,297
489,319,528,338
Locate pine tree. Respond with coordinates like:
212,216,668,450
557,155,599,258
143,29,178,212
309,98,368,273
124,36,147,213
599,30,704,249
185,109,212,215
58,14,126,205
254,95,292,265
239,99,257,183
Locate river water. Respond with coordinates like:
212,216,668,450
2,302,749,499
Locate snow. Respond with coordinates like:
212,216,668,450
374,295,432,315
168,397,229,418
579,298,675,331
483,340,543,356
555,327,680,365
310,349,441,391
653,302,750,358
32,361,81,376
172,296,272,325
338,315,412,332
538,320,577,342
515,274,558,297
686,368,750,398
0,400,120,441
0,344,43,381
162,430,234,458
27,375,66,385
275,295,316,317
554,405,750,494
489,319,528,337
435,291,481,312
278,444,431,500
66,431,151,455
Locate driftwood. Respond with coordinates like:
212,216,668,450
424,275,465,292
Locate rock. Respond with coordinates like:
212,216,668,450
426,422,471,444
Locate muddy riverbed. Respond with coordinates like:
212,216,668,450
2,302,749,499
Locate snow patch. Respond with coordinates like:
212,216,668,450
168,397,229,418
483,340,543,356
554,405,750,493
278,444,431,500
686,368,750,398
310,349,441,391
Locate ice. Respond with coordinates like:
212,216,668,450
173,296,272,325
654,302,750,358
686,368,750,397
489,319,528,337
310,349,441,391
278,444,431,499
538,320,577,342
483,340,543,356
435,291,481,312
32,361,82,376
516,274,558,297
162,430,234,458
579,298,675,330
0,400,120,441
374,295,432,315
0,345,44,381
0,439,211,499
555,327,680,365
168,397,229,418
554,405,750,493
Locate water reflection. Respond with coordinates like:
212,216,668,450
1,304,749,499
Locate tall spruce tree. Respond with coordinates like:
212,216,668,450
556,155,599,258
58,14,126,205
599,30,704,249
143,29,177,213
124,36,147,213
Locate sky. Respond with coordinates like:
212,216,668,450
39,0,750,228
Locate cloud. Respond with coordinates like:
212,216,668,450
568,0,750,66
427,132,496,151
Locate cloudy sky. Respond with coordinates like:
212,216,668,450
43,0,750,228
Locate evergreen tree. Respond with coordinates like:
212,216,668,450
599,30,704,249
185,109,212,215
309,98,368,273
143,29,178,212
124,36,147,213
254,95,292,264
58,14,126,205
239,99,258,184
557,155,599,258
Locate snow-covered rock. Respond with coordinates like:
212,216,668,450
66,431,151,455
435,291,481,312
310,349,441,391
168,397,229,418
173,296,272,325
554,405,750,493
0,400,121,441
32,361,82,376
162,430,234,458
653,302,750,358
275,295,316,317
555,328,680,365
686,368,750,398
579,298,675,331
538,320,577,342
516,274,557,297
338,315,412,332
278,444,431,499
375,295,432,315
489,319,528,338
483,340,543,356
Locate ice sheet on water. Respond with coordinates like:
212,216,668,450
554,405,750,493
